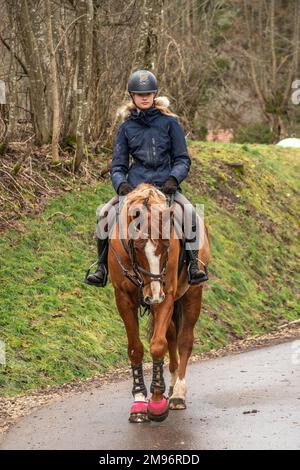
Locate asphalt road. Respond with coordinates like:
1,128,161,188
1,340,300,450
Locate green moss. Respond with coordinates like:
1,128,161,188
1,142,300,396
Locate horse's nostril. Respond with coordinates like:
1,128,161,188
144,296,152,305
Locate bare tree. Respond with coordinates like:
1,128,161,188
15,0,50,144
46,0,60,164
73,0,94,172
132,0,164,72
242,0,300,138
1,0,300,156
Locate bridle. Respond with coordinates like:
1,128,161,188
109,195,174,313
109,237,170,317
109,236,170,290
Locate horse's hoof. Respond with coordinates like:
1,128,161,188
147,396,169,422
169,397,186,410
129,412,150,423
129,401,150,423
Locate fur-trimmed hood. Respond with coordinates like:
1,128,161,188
116,96,175,123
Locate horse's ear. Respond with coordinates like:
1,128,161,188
143,197,149,209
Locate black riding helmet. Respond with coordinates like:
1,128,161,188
127,70,158,94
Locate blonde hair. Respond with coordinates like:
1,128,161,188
116,96,178,123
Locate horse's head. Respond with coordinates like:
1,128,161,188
121,184,174,305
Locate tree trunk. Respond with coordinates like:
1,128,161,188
6,21,17,140
73,0,94,173
16,0,50,144
132,0,164,72
46,0,60,164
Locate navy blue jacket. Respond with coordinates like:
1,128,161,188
110,107,191,193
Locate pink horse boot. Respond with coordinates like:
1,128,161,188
147,395,169,422
129,400,150,423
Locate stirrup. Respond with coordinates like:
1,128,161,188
187,263,208,285
84,261,108,287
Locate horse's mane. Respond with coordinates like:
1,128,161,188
119,184,169,240
124,183,167,208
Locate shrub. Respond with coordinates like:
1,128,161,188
233,122,274,144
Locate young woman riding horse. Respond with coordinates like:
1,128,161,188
85,70,210,422
85,69,208,287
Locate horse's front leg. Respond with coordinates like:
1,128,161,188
147,295,174,422
115,290,149,423
169,286,203,411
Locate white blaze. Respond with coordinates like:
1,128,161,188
145,240,161,301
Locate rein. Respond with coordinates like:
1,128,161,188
109,237,170,289
127,238,170,287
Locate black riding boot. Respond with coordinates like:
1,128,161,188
186,247,208,284
84,238,109,287
184,217,208,284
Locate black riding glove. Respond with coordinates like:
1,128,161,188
161,176,178,195
118,182,134,196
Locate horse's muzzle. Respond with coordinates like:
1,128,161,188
144,293,166,305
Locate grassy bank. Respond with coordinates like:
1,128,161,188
1,142,300,397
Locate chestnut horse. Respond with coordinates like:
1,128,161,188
108,183,210,422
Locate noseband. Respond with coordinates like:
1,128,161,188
127,238,170,288
109,236,170,290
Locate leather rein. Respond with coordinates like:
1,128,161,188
109,194,174,291
109,236,170,290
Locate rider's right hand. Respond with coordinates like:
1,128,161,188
118,182,134,196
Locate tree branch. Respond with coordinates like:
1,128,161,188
0,33,28,76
